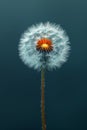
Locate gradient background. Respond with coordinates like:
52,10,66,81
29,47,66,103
0,0,87,130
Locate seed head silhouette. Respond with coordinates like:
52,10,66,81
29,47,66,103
18,22,70,130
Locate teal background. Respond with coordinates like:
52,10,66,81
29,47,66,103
0,0,87,129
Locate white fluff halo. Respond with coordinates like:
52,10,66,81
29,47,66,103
18,22,70,71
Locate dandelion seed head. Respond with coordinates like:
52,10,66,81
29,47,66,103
18,22,70,71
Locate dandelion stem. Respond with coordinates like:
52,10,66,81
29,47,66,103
41,68,46,130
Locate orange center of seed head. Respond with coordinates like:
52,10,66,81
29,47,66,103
36,38,53,52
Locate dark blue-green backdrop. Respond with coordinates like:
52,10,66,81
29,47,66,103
0,0,87,130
